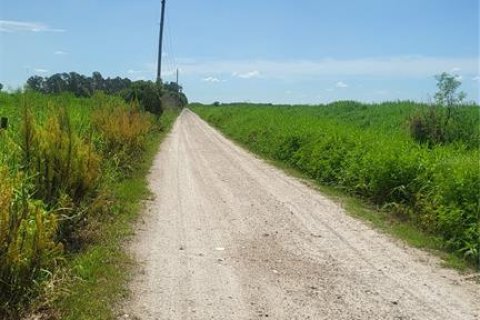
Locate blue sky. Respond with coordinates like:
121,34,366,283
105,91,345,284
0,0,478,104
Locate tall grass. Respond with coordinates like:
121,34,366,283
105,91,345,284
193,102,480,265
0,91,158,317
92,101,152,172
0,167,62,316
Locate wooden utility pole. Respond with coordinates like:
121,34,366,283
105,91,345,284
157,0,166,83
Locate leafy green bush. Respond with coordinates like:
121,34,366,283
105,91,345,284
121,81,163,115
410,106,479,148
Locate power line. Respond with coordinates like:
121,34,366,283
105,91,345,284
166,14,177,74
157,0,180,86
163,9,177,83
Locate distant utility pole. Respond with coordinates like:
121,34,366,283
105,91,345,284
176,68,179,87
157,0,166,83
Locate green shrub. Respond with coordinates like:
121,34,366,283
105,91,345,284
122,81,163,115
410,106,480,148
427,153,480,258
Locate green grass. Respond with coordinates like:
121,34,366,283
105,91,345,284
0,92,110,317
54,111,177,319
50,111,177,320
192,102,480,269
0,89,178,318
264,155,469,271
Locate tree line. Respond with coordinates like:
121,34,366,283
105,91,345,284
24,71,188,114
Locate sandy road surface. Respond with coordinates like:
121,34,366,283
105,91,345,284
123,109,479,320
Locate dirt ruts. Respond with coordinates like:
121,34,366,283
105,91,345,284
123,109,479,320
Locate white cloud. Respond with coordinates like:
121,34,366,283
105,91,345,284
34,68,48,73
450,67,461,73
335,81,348,88
455,75,463,81
54,50,67,55
202,76,221,83
127,69,143,74
0,20,65,32
233,70,260,79
176,56,478,79
472,76,480,81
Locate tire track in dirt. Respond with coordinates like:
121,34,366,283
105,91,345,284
122,109,479,320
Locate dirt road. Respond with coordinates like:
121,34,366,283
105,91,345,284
124,109,479,320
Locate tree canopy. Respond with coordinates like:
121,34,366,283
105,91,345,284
26,72,133,97
434,72,466,107
25,72,188,115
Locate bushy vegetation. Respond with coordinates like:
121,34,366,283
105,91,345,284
92,103,152,171
193,102,480,265
409,73,475,148
409,106,479,147
0,91,170,318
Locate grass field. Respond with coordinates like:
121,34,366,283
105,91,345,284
192,102,480,267
0,91,176,318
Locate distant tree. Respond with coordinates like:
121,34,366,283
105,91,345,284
106,76,131,94
434,72,466,107
65,72,91,97
23,71,188,113
123,81,163,115
164,81,181,93
26,76,45,92
45,74,67,94
92,71,105,92
410,72,469,146
162,81,188,108
177,91,188,106
0,83,3,92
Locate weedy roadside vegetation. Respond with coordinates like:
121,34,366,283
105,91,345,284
0,90,176,318
192,100,479,267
